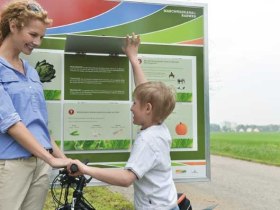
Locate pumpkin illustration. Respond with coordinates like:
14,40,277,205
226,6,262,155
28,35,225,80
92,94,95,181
175,122,187,135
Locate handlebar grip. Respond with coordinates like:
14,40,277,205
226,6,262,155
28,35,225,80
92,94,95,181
70,164,78,173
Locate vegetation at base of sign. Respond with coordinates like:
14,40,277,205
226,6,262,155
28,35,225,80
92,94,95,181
211,132,280,166
171,138,193,148
63,139,131,150
44,90,61,100
44,186,134,210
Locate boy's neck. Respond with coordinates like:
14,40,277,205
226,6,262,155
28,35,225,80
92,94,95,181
141,121,161,130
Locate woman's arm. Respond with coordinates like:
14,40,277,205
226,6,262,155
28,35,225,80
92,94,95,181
51,137,67,159
7,121,70,168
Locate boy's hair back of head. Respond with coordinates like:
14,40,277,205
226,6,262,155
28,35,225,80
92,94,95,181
133,81,176,124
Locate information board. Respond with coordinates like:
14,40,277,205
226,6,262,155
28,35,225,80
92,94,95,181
19,0,209,182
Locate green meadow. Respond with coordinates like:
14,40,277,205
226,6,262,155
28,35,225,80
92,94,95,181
211,132,280,166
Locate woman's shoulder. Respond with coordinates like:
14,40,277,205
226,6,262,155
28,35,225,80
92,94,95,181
0,57,11,70
0,58,17,80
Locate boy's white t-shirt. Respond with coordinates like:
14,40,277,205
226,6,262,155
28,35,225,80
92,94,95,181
125,123,178,210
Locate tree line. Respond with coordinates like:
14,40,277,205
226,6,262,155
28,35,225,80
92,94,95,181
210,123,280,132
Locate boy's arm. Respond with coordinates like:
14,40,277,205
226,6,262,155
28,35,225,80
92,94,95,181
123,33,147,86
85,167,137,187
69,160,137,187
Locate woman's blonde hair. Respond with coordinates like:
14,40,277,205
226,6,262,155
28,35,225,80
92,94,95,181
0,0,52,43
133,81,176,124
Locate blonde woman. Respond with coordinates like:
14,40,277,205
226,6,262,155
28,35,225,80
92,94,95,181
0,1,70,209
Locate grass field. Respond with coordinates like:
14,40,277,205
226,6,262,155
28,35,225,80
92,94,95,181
211,132,280,166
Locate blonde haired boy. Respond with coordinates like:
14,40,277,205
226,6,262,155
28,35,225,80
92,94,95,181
68,33,179,210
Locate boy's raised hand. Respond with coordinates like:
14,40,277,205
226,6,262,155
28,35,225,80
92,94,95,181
122,32,147,85
122,32,140,59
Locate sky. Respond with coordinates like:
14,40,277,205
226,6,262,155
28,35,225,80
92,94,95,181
144,0,280,125
206,0,280,125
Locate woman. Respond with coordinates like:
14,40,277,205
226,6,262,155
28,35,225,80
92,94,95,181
0,1,70,209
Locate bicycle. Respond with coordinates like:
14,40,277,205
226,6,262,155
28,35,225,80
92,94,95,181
51,164,192,210
51,164,95,210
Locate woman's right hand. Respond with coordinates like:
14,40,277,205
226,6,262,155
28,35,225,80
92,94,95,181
48,157,72,168
67,159,87,175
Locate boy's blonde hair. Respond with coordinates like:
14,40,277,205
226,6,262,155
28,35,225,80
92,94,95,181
133,81,176,124
0,0,52,44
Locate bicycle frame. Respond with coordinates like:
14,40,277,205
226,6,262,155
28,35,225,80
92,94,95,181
51,168,95,210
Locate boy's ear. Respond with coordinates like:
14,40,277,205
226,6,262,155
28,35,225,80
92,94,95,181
146,103,152,113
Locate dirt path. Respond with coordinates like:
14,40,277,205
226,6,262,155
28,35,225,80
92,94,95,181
109,155,280,210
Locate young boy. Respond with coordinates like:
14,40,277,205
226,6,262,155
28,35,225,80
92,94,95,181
68,34,179,210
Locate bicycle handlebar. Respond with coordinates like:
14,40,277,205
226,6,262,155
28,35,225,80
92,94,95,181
70,163,78,173
51,163,95,210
